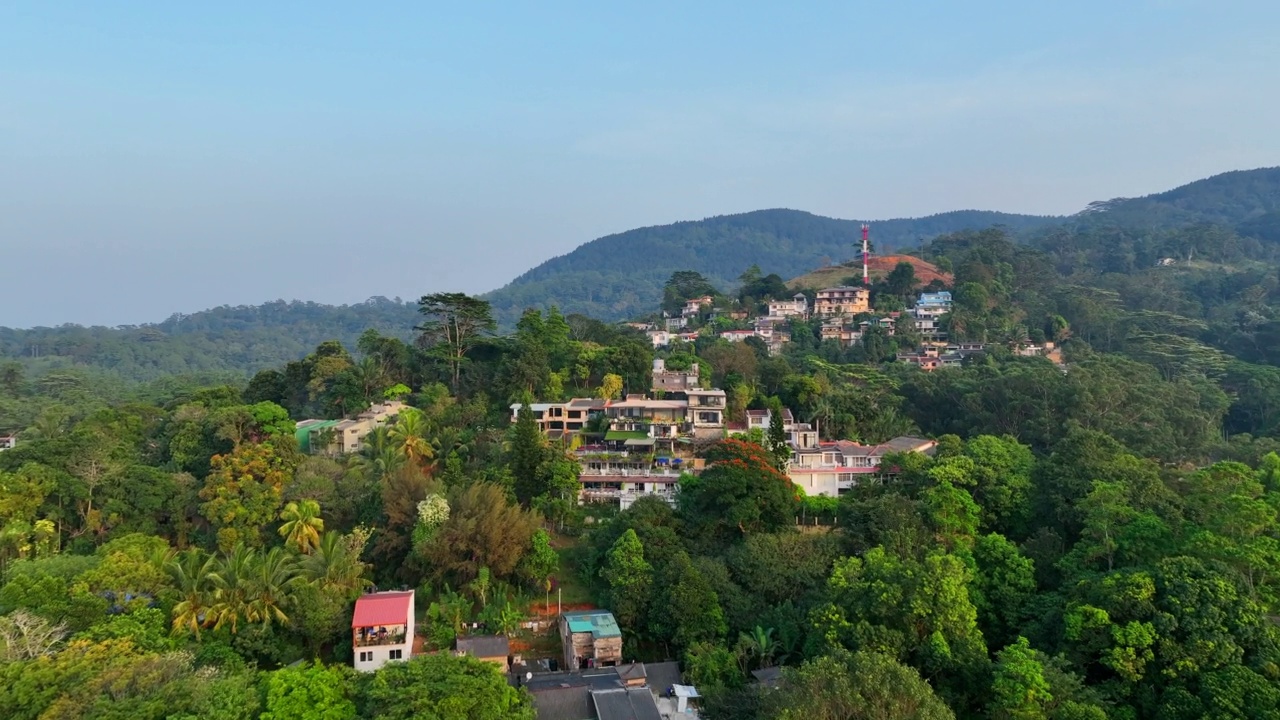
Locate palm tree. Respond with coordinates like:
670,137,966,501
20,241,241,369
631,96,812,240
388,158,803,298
352,428,404,484
167,548,217,638
303,530,372,600
207,545,255,634
279,500,325,554
245,546,300,628
389,408,435,469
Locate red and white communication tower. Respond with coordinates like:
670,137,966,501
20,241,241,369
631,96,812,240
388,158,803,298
861,224,870,286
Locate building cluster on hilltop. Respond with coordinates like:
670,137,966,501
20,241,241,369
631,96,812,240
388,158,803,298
640,286,969,363
508,359,934,509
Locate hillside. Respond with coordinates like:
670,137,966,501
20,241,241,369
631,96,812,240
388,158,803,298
786,254,952,291
5,167,1280,380
483,208,1058,325
0,298,419,382
1077,166,1280,228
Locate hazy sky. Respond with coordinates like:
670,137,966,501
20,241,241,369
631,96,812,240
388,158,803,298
3,1,1279,327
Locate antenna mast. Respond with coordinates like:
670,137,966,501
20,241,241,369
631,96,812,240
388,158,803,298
861,224,870,286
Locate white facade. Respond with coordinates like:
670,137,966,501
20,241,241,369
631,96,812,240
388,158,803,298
352,590,415,673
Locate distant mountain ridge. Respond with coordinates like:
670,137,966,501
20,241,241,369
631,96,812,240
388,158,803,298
483,208,1059,325
4,166,1280,379
1076,167,1280,227
485,167,1280,325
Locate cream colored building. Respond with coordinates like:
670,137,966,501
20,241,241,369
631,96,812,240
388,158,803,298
814,286,870,316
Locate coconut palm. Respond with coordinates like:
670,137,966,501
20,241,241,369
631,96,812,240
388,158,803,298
278,500,325,554
303,530,372,600
389,408,435,469
167,548,217,638
352,428,404,484
245,546,301,627
207,544,255,634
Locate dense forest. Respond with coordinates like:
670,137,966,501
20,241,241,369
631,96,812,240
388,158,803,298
4,167,1280,718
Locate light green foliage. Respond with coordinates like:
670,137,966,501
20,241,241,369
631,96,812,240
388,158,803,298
600,528,653,630
262,660,357,720
364,653,534,720
992,637,1052,720
767,649,955,720
685,640,744,689
816,548,988,705
652,551,727,652
517,528,559,589
923,480,981,553
971,534,1037,650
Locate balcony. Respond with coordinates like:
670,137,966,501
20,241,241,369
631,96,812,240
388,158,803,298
353,627,407,647
579,467,682,477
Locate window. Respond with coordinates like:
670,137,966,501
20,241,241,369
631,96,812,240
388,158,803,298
359,651,372,662
389,649,403,660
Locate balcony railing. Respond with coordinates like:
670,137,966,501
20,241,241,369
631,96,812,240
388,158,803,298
354,632,407,648
580,467,682,477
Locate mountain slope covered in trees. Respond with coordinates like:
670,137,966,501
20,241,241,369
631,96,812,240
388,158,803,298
3,167,1279,383
484,208,1059,325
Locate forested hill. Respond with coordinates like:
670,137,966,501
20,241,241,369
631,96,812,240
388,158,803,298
483,208,1059,325
0,298,418,382
1077,166,1280,228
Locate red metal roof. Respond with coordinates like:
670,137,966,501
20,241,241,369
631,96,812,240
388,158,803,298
352,591,413,628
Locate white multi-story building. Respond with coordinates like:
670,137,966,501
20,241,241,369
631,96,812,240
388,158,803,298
788,437,937,497
767,293,809,319
352,590,415,672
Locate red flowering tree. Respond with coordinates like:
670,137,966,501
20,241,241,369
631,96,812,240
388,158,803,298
679,438,797,545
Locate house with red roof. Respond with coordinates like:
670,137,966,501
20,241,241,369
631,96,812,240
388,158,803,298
352,590,415,672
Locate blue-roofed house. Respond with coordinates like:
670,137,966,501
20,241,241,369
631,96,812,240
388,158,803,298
560,610,623,670
915,291,953,314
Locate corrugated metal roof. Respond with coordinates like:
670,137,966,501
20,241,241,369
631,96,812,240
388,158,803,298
562,610,621,639
351,591,413,628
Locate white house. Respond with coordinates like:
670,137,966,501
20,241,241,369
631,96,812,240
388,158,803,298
788,436,937,497
352,590,415,672
767,293,809,319
0,434,16,452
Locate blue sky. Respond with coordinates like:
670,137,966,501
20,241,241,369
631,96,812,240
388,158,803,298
3,1,1279,326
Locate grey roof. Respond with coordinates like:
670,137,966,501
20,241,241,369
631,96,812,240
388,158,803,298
643,661,682,694
531,685,593,720
456,634,509,658
590,688,663,720
615,662,646,682
752,666,784,688
525,669,623,694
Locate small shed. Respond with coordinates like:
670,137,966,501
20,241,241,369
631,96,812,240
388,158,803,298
671,684,701,714
456,635,510,670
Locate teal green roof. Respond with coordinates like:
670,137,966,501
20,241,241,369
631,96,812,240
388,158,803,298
295,420,339,453
562,610,621,639
605,430,649,441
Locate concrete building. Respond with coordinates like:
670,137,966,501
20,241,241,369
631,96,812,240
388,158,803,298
788,436,938,497
509,398,607,437
651,358,700,395
814,286,870,316
297,400,407,455
0,433,16,451
767,293,810,319
560,610,623,670
352,590,415,672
